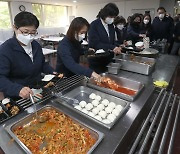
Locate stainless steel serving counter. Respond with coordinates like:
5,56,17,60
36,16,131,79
0,54,179,154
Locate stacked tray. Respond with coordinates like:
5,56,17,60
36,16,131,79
5,105,104,154
87,73,144,101
0,98,23,124
114,53,156,75
57,86,130,129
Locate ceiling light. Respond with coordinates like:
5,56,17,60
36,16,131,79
73,0,77,2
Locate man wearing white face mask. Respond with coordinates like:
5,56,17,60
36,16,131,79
88,3,121,73
151,7,174,48
56,17,100,79
113,16,127,45
0,12,54,99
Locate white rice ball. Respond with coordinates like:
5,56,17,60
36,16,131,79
79,101,87,108
88,112,95,117
85,103,93,111
112,109,120,117
107,114,116,122
102,119,111,124
94,115,102,121
74,105,82,110
98,110,107,119
92,108,99,115
81,108,88,114
105,106,113,113
116,105,123,112
95,95,101,101
97,104,105,111
91,100,99,106
108,102,116,109
101,99,109,106
89,93,96,99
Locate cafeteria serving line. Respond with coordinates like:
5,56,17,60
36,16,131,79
0,0,180,154
0,53,179,154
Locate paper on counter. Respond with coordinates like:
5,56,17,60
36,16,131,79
41,74,55,81
95,49,105,54
31,88,43,95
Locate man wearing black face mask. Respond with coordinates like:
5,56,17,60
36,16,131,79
127,13,146,44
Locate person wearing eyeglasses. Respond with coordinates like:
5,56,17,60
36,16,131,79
0,11,54,99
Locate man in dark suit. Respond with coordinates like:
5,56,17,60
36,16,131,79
151,7,174,53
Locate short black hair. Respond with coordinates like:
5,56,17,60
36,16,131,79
67,17,90,42
157,7,166,12
14,11,39,29
114,16,126,26
97,3,119,20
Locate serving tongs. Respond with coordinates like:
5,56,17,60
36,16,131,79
51,91,79,105
29,94,48,123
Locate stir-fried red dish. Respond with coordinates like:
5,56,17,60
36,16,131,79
13,109,96,154
95,77,137,96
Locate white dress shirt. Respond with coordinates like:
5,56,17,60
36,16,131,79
100,18,110,37
22,44,33,62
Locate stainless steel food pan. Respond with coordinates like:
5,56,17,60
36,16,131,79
5,105,104,154
114,53,156,75
87,73,144,101
58,86,130,129
107,62,121,74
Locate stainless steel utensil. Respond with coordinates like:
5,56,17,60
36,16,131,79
51,91,79,104
29,94,48,123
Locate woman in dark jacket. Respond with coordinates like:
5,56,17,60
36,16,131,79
114,16,127,45
56,17,100,79
127,13,146,44
0,12,54,99
141,14,152,38
88,3,121,73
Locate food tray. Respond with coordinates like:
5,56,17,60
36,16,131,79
87,73,144,101
0,105,9,123
33,73,64,89
2,99,22,116
0,99,23,124
59,86,130,129
114,53,156,75
107,62,121,74
5,105,104,154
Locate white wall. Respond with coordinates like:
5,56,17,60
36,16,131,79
10,1,33,21
160,0,176,16
76,1,125,22
76,0,160,23
124,0,160,18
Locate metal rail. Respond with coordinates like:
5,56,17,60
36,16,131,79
167,99,180,154
16,75,84,110
129,89,180,154
129,88,165,154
